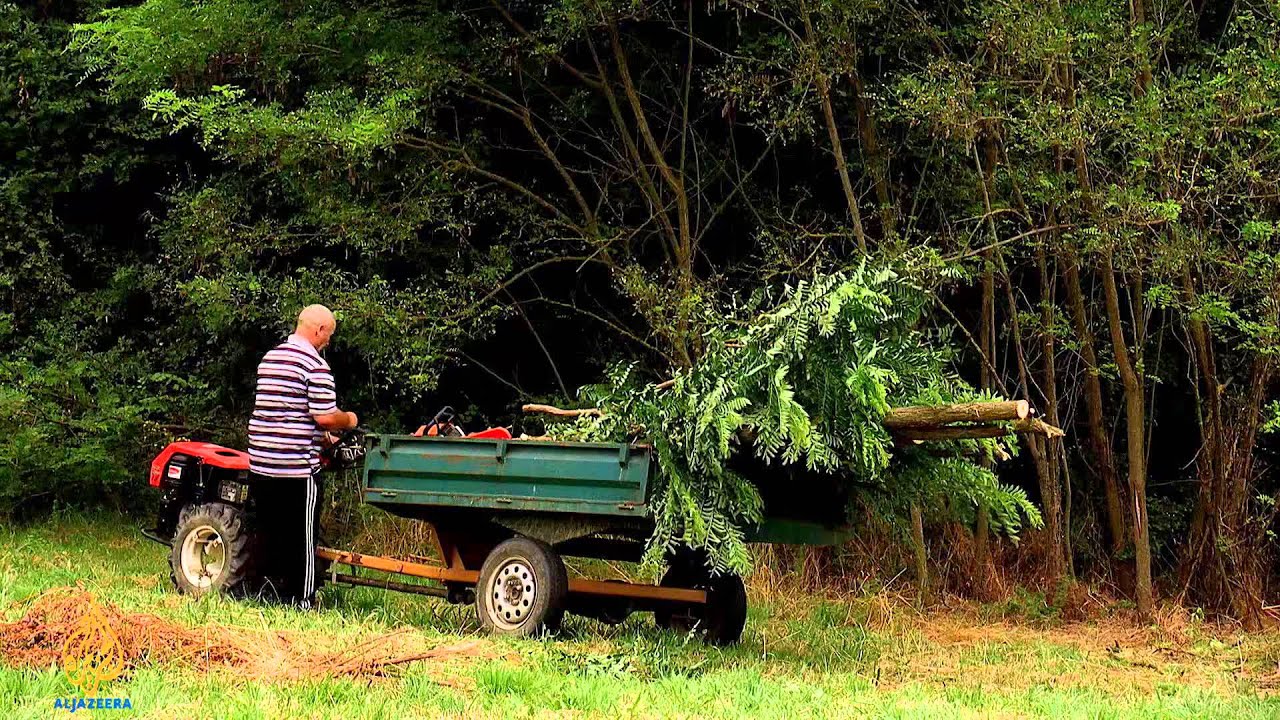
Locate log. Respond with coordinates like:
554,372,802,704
890,417,1064,442
1014,417,1066,438
521,403,602,419
882,400,1030,429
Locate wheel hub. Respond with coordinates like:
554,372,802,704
179,524,226,590
487,559,535,630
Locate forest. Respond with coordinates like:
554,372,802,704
3,0,1280,634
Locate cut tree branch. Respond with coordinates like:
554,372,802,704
521,404,603,419
882,401,1030,429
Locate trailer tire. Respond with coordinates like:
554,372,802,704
654,562,748,646
476,537,567,637
170,502,255,597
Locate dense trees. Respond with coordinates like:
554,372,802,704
4,0,1280,620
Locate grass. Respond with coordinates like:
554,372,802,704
1,515,1278,719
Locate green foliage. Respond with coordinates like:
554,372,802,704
70,0,510,400
0,0,180,515
1262,401,1280,435
558,267,1039,574
0,349,175,514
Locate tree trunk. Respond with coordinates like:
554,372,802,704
1004,271,1064,584
973,256,995,597
850,69,894,239
1062,249,1127,562
1099,249,1153,618
802,1,867,253
910,503,929,605
1036,244,1070,580
1177,267,1272,630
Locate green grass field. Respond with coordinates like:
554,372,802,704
2,516,1278,719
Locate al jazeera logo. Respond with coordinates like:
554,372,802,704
54,596,133,713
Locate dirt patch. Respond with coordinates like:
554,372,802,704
0,587,492,686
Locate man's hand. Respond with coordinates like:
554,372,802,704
315,410,358,431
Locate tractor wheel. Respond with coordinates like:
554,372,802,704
170,502,255,597
475,537,568,637
653,559,748,646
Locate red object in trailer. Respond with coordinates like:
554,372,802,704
411,425,513,440
148,441,250,487
464,427,513,440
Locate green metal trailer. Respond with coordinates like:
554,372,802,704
317,433,852,644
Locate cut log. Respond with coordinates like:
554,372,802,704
1014,417,1065,438
883,400,1030,429
521,403,602,419
891,417,1064,442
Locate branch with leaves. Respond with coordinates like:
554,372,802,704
542,266,1042,574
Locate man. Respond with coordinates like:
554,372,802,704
248,304,358,608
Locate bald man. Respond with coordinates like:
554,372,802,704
248,305,358,608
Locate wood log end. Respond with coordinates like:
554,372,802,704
1013,399,1030,420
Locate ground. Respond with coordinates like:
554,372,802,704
2,516,1279,719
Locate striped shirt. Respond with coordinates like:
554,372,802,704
247,334,339,477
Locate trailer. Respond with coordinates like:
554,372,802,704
312,433,850,644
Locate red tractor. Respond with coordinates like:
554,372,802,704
143,407,501,599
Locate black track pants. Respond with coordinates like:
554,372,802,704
250,472,322,603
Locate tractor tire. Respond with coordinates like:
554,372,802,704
475,537,568,637
170,502,255,597
653,558,748,646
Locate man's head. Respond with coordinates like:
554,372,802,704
295,304,336,350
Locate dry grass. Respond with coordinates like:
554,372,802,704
0,587,493,686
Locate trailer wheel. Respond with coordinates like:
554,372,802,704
653,562,748,646
476,538,568,637
170,502,254,597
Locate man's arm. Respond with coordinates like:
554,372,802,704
308,364,358,431
315,410,358,431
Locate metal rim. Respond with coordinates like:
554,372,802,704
486,557,536,630
179,524,225,590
